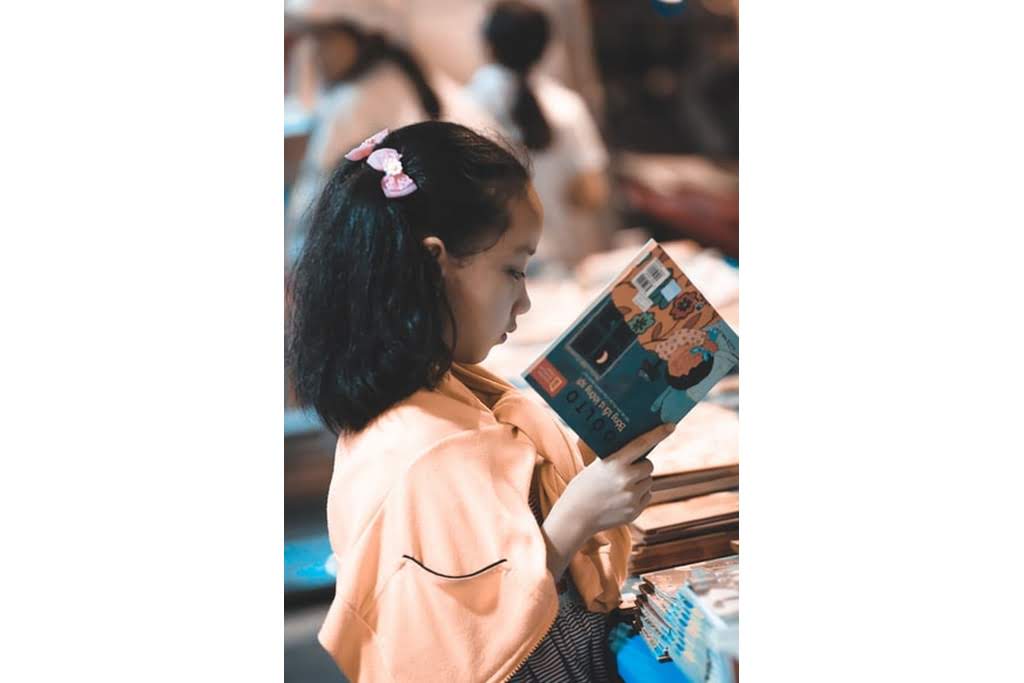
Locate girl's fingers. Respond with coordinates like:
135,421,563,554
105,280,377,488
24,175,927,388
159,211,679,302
606,423,675,465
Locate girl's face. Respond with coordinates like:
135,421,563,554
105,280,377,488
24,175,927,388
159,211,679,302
430,184,543,365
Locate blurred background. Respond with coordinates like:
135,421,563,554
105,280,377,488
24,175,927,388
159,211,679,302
284,1,738,680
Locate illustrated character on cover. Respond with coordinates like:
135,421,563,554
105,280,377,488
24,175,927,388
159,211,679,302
610,252,738,423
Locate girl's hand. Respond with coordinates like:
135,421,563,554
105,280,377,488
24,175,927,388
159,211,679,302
540,424,672,582
556,423,674,536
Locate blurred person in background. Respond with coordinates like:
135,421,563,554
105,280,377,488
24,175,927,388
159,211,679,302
285,0,497,260
465,0,612,273
403,0,607,122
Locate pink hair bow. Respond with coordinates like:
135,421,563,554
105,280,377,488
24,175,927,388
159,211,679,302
366,148,418,198
344,128,389,161
343,128,418,198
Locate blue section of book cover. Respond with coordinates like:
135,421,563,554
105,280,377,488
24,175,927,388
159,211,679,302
524,242,738,458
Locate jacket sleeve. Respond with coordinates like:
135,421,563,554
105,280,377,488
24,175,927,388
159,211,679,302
577,437,600,466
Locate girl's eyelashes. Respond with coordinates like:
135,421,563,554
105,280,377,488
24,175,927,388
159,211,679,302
507,267,526,281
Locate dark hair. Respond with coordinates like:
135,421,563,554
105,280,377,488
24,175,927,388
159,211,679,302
316,21,441,119
665,357,715,391
483,1,553,150
285,121,530,435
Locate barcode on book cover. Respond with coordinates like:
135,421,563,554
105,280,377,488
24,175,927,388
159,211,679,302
631,257,670,296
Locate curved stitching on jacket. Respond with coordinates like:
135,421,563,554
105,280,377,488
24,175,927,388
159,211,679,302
402,555,508,579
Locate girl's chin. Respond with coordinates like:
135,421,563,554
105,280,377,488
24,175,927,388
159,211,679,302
454,348,492,365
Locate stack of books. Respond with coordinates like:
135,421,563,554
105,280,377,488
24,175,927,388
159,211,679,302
636,555,739,683
624,401,738,574
628,490,739,574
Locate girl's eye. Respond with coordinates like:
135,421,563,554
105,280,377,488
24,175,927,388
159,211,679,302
508,269,526,281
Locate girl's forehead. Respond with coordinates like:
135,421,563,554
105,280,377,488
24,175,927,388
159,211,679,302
472,186,542,261
525,183,544,224
503,188,543,250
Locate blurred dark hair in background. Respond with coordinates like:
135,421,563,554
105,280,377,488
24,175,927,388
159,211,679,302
310,20,442,119
483,1,553,150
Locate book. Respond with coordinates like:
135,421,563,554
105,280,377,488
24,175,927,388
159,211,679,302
631,491,740,536
629,529,739,574
639,555,739,602
648,475,738,506
523,239,739,458
630,516,739,547
667,558,739,683
652,467,737,492
633,555,740,682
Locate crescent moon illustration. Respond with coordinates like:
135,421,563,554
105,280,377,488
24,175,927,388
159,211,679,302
596,350,609,365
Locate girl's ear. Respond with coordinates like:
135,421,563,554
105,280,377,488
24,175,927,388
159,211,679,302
421,236,450,275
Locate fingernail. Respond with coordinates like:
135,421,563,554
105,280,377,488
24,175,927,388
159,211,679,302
665,423,675,432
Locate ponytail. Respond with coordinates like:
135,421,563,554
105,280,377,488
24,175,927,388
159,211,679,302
511,74,552,150
484,1,553,151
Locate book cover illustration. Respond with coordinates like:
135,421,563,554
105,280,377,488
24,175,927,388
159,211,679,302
523,240,739,458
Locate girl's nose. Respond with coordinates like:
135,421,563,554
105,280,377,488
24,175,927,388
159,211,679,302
515,285,531,316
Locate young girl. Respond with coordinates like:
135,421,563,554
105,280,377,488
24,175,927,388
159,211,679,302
464,0,612,272
286,121,673,682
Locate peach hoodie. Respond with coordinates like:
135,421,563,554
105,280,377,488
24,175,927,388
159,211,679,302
317,362,632,682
